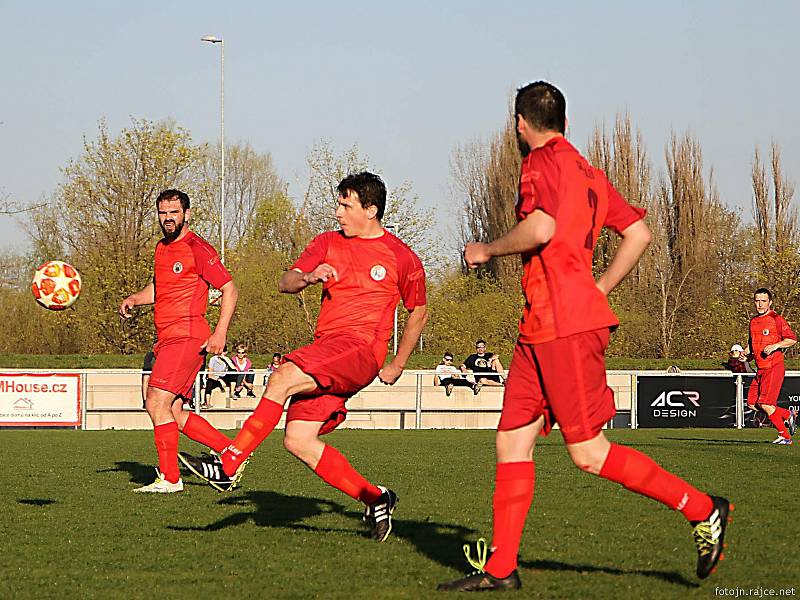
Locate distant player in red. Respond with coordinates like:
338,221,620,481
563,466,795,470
438,82,731,592
744,288,797,444
181,172,427,542
119,189,239,493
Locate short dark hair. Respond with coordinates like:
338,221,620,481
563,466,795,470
337,172,386,220
754,287,773,301
157,189,190,210
514,81,566,134
443,352,454,360
272,353,281,360
476,339,486,346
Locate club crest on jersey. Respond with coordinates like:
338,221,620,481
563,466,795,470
763,328,770,336
370,265,387,281
172,262,183,274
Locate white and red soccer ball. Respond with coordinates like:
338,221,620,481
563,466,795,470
31,260,82,310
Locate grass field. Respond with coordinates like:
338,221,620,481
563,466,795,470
0,428,795,599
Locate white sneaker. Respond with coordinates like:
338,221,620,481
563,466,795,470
772,436,793,445
133,469,184,493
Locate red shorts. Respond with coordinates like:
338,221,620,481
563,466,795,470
284,333,380,435
149,337,205,398
747,364,784,407
499,328,615,444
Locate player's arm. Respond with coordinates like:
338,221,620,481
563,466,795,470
464,210,555,268
764,320,798,355
203,280,238,354
279,265,338,294
596,219,652,296
379,304,429,385
119,281,155,319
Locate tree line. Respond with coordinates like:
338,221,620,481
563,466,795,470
0,114,796,364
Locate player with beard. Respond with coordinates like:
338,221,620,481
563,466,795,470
119,189,239,493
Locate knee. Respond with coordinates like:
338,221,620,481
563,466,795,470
567,448,605,475
282,433,307,459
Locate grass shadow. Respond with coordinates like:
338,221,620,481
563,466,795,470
97,460,158,485
518,558,699,588
168,490,351,533
166,489,476,569
18,498,56,506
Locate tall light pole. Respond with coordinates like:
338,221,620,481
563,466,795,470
201,35,225,263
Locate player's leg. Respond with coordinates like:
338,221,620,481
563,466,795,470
135,385,183,492
170,398,232,454
284,397,396,541
217,361,316,475
759,367,792,442
439,342,540,592
550,329,729,579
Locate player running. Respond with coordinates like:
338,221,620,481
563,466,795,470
744,288,798,444
437,82,731,592
119,189,238,493
180,172,427,542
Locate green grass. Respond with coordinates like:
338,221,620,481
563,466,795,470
0,428,794,599
5,352,800,371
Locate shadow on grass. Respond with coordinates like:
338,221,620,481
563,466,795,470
658,437,768,445
97,460,160,485
518,558,699,588
18,498,56,506
166,489,477,569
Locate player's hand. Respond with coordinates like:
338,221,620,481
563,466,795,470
119,297,136,319
202,331,226,354
763,344,778,356
378,362,403,385
304,263,339,285
463,243,491,269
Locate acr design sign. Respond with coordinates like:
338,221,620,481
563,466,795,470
637,375,736,428
0,373,81,427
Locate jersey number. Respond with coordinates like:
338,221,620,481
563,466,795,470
584,188,599,249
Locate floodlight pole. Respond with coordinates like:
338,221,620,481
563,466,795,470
201,36,225,263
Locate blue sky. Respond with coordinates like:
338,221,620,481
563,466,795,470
2,1,799,253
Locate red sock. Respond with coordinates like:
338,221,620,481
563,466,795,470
314,445,382,504
182,412,232,453
484,461,535,579
222,399,283,476
768,412,790,438
599,443,712,522
773,406,790,421
153,422,180,483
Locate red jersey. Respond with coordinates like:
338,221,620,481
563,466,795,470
748,310,796,369
291,230,426,364
153,231,232,340
516,137,645,344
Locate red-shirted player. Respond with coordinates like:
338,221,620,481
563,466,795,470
438,82,731,592
119,189,239,493
744,288,798,444
181,172,427,542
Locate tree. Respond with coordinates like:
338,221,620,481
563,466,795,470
451,114,521,284
27,118,207,353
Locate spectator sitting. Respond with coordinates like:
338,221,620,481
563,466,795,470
461,339,505,386
232,343,256,398
204,345,237,402
434,352,481,396
724,344,753,373
263,353,282,385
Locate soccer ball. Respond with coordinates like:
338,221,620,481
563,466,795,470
31,260,82,310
